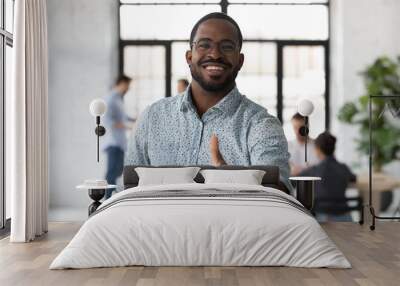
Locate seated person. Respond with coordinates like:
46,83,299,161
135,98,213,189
299,131,356,222
125,12,291,191
288,112,319,176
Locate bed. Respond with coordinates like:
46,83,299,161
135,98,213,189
50,165,350,269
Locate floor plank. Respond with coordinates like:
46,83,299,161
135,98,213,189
0,222,399,286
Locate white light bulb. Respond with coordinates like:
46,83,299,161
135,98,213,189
89,99,107,116
297,99,314,117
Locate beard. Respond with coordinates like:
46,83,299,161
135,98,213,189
190,61,240,93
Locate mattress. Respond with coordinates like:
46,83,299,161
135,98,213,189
50,183,351,269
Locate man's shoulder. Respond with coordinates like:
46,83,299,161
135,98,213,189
145,95,182,116
104,91,121,103
335,159,352,172
104,93,114,102
300,165,319,176
240,96,279,124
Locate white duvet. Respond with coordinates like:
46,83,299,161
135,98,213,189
50,183,350,269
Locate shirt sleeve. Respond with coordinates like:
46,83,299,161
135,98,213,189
124,107,151,166
247,115,292,192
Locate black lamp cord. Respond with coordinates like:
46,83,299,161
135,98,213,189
96,116,100,162
304,116,308,163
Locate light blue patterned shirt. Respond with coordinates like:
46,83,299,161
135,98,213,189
103,91,129,151
125,86,291,189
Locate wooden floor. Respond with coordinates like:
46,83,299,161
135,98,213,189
0,222,399,286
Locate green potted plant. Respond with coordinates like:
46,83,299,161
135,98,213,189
338,56,400,172
338,56,400,211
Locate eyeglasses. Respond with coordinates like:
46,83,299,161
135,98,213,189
191,39,238,55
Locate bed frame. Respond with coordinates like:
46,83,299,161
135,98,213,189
123,165,289,193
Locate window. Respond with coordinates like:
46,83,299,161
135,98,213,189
1,0,14,231
171,42,191,94
119,0,330,131
229,5,328,40
120,5,220,40
282,45,326,140
238,42,277,115
123,46,166,119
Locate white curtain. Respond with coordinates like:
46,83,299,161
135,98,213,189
10,0,49,242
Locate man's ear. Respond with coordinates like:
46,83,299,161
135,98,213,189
185,50,192,66
237,53,244,71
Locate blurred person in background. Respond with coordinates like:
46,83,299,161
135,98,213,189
103,75,135,199
299,131,357,222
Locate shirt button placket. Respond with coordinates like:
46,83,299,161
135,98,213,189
192,120,203,163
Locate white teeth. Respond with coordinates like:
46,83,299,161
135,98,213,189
205,66,224,71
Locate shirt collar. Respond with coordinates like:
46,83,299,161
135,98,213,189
179,87,196,113
179,85,243,116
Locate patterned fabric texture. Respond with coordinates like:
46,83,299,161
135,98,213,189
125,86,291,189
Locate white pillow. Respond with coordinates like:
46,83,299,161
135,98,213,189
135,167,201,186
200,169,266,185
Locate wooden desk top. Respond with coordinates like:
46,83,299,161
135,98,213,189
351,172,400,192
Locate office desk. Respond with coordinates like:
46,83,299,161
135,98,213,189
351,173,400,215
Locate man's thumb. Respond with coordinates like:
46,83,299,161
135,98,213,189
210,134,219,152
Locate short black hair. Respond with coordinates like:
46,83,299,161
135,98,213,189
115,74,132,85
291,112,305,121
190,12,243,51
315,131,337,156
178,78,189,87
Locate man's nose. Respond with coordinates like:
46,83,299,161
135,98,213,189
207,43,223,58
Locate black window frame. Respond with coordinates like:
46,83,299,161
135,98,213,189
0,0,14,234
118,0,330,128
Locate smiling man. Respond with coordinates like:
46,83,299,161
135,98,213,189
125,12,291,190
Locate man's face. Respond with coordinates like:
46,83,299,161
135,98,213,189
186,19,244,93
119,81,131,96
291,118,305,142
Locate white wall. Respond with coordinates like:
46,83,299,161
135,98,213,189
47,0,119,211
331,0,400,170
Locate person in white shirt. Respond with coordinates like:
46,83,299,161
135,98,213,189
288,112,319,176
